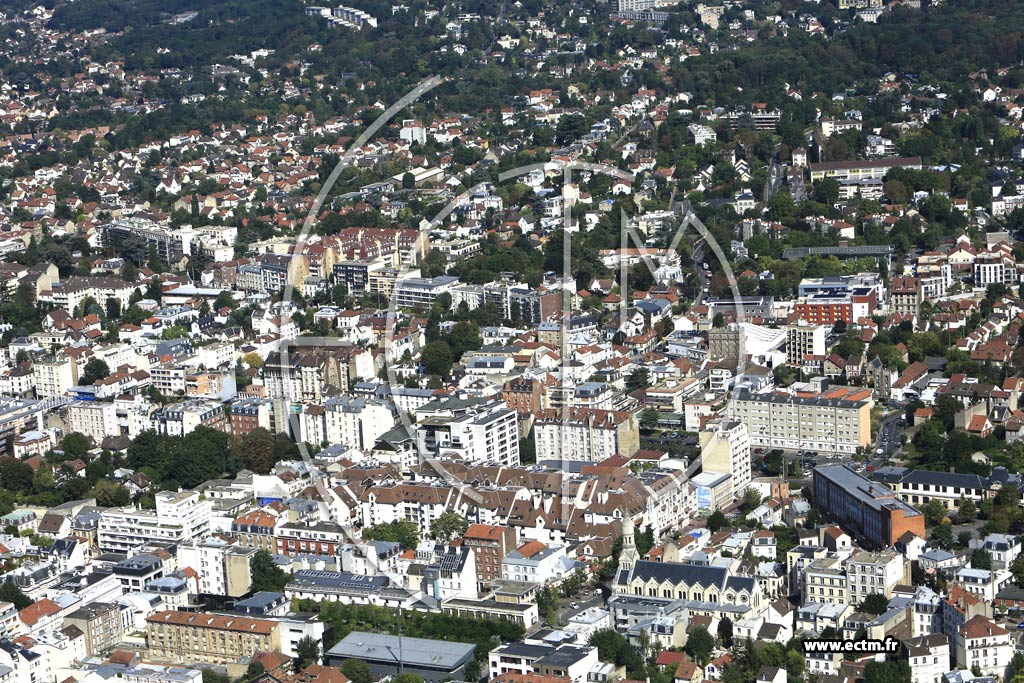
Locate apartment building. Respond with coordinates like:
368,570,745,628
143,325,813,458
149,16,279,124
906,634,948,683
229,397,276,436
954,616,1012,679
463,524,517,587
263,343,374,402
502,377,547,418
323,396,396,450
177,540,256,597
699,420,752,499
145,611,280,666
533,407,640,462
67,401,118,442
890,276,923,320
415,397,520,466
846,549,909,606
98,490,212,553
973,248,1017,288
392,275,459,308
802,558,848,605
732,385,872,454
152,399,228,436
792,287,877,325
871,468,988,510
786,324,827,366
275,522,347,557
33,356,77,398
809,157,922,183
813,465,925,548
63,602,122,656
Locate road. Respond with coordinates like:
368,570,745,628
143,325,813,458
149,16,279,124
693,239,709,305
876,412,906,458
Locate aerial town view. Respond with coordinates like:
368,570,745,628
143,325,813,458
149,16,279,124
1,0,1024,683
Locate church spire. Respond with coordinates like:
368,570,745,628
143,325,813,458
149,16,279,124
619,515,639,571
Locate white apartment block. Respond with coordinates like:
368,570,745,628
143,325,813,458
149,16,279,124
974,251,1017,288
802,558,847,606
906,634,948,683
534,407,639,462
732,386,872,454
698,419,752,499
177,539,256,597
33,357,76,398
324,397,396,450
98,490,212,553
67,401,118,442
415,398,519,466
845,549,908,606
688,123,717,147
955,616,1012,679
786,324,826,366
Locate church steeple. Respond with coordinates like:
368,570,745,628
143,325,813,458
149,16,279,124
619,515,639,571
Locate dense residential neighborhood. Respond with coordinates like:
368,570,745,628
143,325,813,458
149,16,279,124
3,1,1024,683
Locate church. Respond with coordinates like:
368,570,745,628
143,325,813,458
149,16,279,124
612,516,762,620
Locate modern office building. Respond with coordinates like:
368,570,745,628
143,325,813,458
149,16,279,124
813,465,925,548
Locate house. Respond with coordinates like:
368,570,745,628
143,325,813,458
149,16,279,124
954,616,1011,678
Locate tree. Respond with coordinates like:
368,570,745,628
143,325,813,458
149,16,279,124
972,549,993,570
958,497,977,523
0,579,31,610
249,549,289,593
767,190,795,223
858,593,890,615
625,368,650,392
684,626,715,666
105,297,121,320
80,358,110,385
537,585,559,625
234,428,277,475
242,660,265,681
741,487,762,513
61,432,91,459
362,520,420,549
242,352,264,369
0,457,33,494
637,525,656,556
430,511,469,542
712,313,725,328
707,510,728,533
1011,556,1024,586
464,657,482,682
718,616,734,647
813,178,841,206
294,636,320,671
864,658,911,683
392,675,424,683
402,172,416,189
922,499,948,527
339,660,373,683
421,340,453,377
639,408,660,430
589,630,644,676
32,463,54,494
